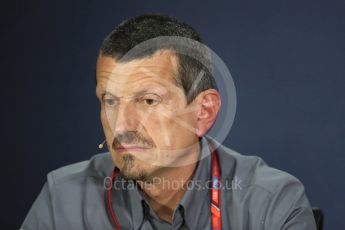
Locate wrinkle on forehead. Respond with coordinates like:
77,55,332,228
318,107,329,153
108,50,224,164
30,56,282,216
96,50,183,98
96,50,180,82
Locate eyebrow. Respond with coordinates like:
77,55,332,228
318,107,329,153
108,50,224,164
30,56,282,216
102,91,118,98
101,88,166,99
96,80,170,99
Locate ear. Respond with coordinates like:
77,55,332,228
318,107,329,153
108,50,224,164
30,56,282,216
194,89,221,137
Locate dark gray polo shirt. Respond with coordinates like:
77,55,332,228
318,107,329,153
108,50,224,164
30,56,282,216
21,138,317,229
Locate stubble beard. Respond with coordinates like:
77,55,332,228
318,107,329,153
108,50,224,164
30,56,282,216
121,154,150,182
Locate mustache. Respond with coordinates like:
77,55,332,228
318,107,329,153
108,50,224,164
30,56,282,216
112,131,156,149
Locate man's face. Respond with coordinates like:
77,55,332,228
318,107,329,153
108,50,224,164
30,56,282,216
96,50,200,181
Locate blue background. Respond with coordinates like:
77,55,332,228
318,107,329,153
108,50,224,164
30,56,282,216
3,0,344,228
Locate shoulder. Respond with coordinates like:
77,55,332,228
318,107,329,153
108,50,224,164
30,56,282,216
216,143,315,228
46,152,114,188
21,153,115,229
216,143,306,196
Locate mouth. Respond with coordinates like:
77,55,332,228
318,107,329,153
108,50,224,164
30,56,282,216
115,145,151,153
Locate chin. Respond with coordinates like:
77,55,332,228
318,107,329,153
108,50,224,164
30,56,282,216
121,168,147,181
120,154,150,181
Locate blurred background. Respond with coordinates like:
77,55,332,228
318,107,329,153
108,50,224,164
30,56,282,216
2,0,344,228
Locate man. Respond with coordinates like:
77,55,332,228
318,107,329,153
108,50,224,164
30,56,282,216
22,14,317,229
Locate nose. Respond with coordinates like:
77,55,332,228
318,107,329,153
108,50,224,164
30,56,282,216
113,101,140,135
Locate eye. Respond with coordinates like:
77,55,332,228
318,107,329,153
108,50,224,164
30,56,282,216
140,94,161,106
144,99,157,105
104,99,115,106
102,94,118,107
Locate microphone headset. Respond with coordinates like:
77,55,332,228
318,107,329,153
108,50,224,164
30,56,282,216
98,140,106,150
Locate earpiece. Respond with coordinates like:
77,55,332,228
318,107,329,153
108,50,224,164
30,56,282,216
98,140,106,150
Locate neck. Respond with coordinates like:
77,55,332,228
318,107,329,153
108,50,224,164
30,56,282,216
136,143,201,223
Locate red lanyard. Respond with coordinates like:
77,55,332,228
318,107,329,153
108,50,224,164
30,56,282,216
106,147,222,230
210,148,222,230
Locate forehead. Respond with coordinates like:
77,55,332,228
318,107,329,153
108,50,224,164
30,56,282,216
96,50,180,95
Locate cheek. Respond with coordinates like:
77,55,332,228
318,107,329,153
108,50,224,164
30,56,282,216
173,117,197,145
145,112,197,149
100,110,109,130
100,108,115,129
100,109,115,142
